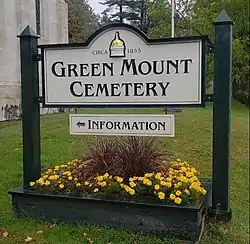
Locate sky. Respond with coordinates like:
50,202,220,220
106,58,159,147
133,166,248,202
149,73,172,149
89,0,106,15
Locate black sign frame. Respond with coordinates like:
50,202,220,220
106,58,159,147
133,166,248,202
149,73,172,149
39,23,208,108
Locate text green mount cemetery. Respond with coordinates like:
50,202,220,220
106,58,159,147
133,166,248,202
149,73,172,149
50,58,192,98
52,58,193,77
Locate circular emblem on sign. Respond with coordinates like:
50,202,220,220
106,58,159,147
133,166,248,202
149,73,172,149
109,31,126,58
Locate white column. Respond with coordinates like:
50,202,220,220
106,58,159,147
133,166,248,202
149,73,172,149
48,0,58,43
16,0,36,33
0,0,20,121
57,0,69,43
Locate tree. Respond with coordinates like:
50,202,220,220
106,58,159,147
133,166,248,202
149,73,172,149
99,9,115,26
123,1,150,33
65,0,100,43
148,0,250,105
100,0,126,23
190,0,249,105
147,0,171,38
101,0,153,33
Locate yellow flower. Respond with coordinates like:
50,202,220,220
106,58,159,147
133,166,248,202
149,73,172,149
180,167,187,172
184,189,190,195
89,183,93,187
43,175,48,179
108,175,113,179
200,188,207,195
174,197,182,205
100,181,107,187
45,180,50,186
96,176,103,182
158,192,165,200
138,177,144,181
59,184,64,189
60,164,68,168
177,182,182,187
160,181,167,186
179,176,188,183
175,190,182,196
166,182,172,188
129,177,134,182
186,171,194,177
103,173,109,179
37,178,44,185
144,173,153,178
190,182,200,190
191,176,199,182
123,185,129,191
154,184,160,190
170,193,176,200
174,184,180,189
29,182,35,187
147,180,152,186
84,181,89,186
129,181,136,188
166,177,172,182
68,176,73,180
48,169,52,173
176,159,181,162
191,167,197,174
123,185,135,195
76,183,81,187
155,172,162,180
93,188,99,193
197,186,203,192
116,177,123,183
143,179,152,186
189,177,195,183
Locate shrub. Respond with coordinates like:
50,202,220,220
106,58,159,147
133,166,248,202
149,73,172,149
77,136,169,182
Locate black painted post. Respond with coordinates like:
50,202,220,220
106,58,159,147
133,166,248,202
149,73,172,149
208,10,233,221
18,26,41,188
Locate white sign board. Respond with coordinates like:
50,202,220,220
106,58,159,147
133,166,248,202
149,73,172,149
70,114,175,137
41,24,206,107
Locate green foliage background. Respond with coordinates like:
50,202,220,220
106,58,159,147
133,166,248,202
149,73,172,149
148,0,249,105
65,0,99,43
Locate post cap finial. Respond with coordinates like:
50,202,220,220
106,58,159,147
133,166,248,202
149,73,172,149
18,25,40,38
213,9,233,26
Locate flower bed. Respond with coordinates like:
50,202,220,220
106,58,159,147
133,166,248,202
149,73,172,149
29,159,207,206
9,137,212,242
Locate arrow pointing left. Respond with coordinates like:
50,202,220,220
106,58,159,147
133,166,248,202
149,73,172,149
76,121,86,128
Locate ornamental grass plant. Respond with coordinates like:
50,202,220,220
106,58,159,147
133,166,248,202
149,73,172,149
77,136,169,182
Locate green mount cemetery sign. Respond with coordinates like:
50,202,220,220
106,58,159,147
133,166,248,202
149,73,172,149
41,24,206,107
8,9,233,242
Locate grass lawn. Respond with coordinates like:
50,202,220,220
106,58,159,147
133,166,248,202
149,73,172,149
0,101,249,244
